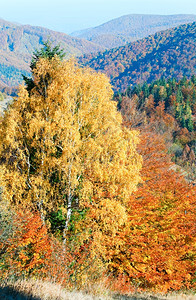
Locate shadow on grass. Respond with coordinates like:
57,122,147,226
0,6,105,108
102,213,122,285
0,286,41,300
113,295,167,300
0,285,169,300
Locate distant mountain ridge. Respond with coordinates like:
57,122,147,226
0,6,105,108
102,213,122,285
1,16,196,93
71,14,196,49
0,18,104,89
79,22,196,92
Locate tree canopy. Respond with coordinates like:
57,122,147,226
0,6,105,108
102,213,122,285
0,49,142,246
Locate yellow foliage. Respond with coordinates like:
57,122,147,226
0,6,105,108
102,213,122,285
0,57,142,261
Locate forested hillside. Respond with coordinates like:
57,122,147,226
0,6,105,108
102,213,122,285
0,18,104,89
115,76,196,181
1,18,196,95
72,14,196,49
79,22,196,92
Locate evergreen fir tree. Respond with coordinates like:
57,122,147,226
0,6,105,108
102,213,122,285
23,41,65,95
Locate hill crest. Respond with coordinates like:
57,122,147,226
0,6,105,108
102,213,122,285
79,22,196,92
0,18,104,88
71,14,196,49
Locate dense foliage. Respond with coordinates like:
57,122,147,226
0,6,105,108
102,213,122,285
115,76,196,181
110,132,196,292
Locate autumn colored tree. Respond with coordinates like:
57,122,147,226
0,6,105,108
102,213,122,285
114,77,196,291
109,132,196,292
116,84,196,291
0,209,52,279
0,47,142,249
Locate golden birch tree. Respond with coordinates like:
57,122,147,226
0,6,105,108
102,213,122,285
0,51,142,244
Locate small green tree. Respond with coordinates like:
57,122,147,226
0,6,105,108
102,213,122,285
186,114,194,132
23,41,66,95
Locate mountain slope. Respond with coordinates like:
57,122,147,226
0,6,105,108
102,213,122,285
79,22,196,92
0,18,104,88
115,76,196,181
71,14,196,49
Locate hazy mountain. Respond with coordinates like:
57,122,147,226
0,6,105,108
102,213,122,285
71,14,196,49
0,18,104,88
79,22,196,92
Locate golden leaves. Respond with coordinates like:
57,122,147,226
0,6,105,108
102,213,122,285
0,55,142,287
0,56,142,214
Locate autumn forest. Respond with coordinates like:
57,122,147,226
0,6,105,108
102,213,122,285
0,14,196,299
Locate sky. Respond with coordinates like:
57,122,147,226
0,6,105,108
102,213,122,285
1,0,196,34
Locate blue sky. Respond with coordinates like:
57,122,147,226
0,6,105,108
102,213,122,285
1,0,196,33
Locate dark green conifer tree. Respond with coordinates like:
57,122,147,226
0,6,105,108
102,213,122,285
23,41,65,95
